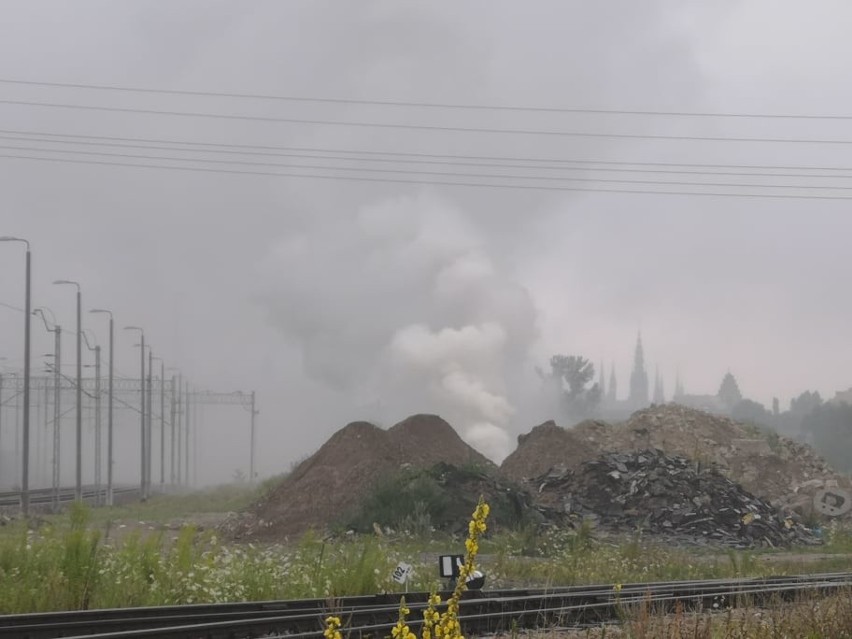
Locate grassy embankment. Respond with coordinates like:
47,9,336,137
1,479,852,614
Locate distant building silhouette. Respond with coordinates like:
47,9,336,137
628,333,649,409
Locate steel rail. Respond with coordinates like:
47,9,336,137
2,572,850,639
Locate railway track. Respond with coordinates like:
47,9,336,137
1,571,850,638
0,485,138,508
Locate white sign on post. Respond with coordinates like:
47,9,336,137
392,562,413,584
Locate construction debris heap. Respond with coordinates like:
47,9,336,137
535,449,820,548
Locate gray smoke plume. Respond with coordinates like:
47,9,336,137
258,192,537,461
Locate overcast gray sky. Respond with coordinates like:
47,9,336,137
1,1,851,485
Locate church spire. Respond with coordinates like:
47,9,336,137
599,360,606,398
629,332,649,409
674,369,684,398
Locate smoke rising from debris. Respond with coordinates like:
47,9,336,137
258,193,537,461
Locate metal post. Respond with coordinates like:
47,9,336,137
74,288,82,502
159,360,165,485
42,371,49,486
93,345,101,504
176,376,182,485
22,247,31,514
193,402,197,487
14,376,20,484
0,373,3,486
140,334,145,500
52,327,61,511
169,375,176,486
184,381,190,486
250,391,256,484
107,316,114,506
93,310,115,505
146,349,152,499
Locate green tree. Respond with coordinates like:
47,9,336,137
731,398,771,426
546,354,602,420
805,403,852,471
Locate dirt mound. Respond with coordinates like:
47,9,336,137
535,449,820,548
387,414,495,470
231,415,493,540
500,420,598,482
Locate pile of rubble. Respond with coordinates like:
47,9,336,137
505,405,850,520
534,449,821,548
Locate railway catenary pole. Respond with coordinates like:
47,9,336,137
90,309,115,505
146,349,153,498
53,279,83,502
123,327,145,500
159,359,165,485
93,345,101,503
175,376,182,486
0,237,32,514
0,373,3,484
250,391,256,484
169,374,176,485
184,380,190,486
51,327,61,510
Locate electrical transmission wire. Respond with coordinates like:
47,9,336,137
4,127,852,173
5,132,852,179
2,77,852,120
4,98,852,145
3,151,852,200
3,142,852,192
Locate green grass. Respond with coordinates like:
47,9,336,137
2,496,852,614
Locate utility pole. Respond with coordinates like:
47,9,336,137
250,391,257,484
0,373,3,485
51,327,61,511
53,279,82,501
176,377,182,487
184,381,190,487
0,237,32,515
169,375,176,486
124,327,145,501
93,345,102,504
159,360,165,485
146,349,153,499
90,310,114,505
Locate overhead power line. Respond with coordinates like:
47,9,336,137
3,142,852,192
1,77,851,121
3,151,852,200
4,99,852,145
3,128,852,174
5,132,852,179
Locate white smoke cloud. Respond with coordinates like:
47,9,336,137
257,192,537,459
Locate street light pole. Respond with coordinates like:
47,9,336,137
90,310,114,505
1,237,32,516
124,326,145,500
53,280,82,501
